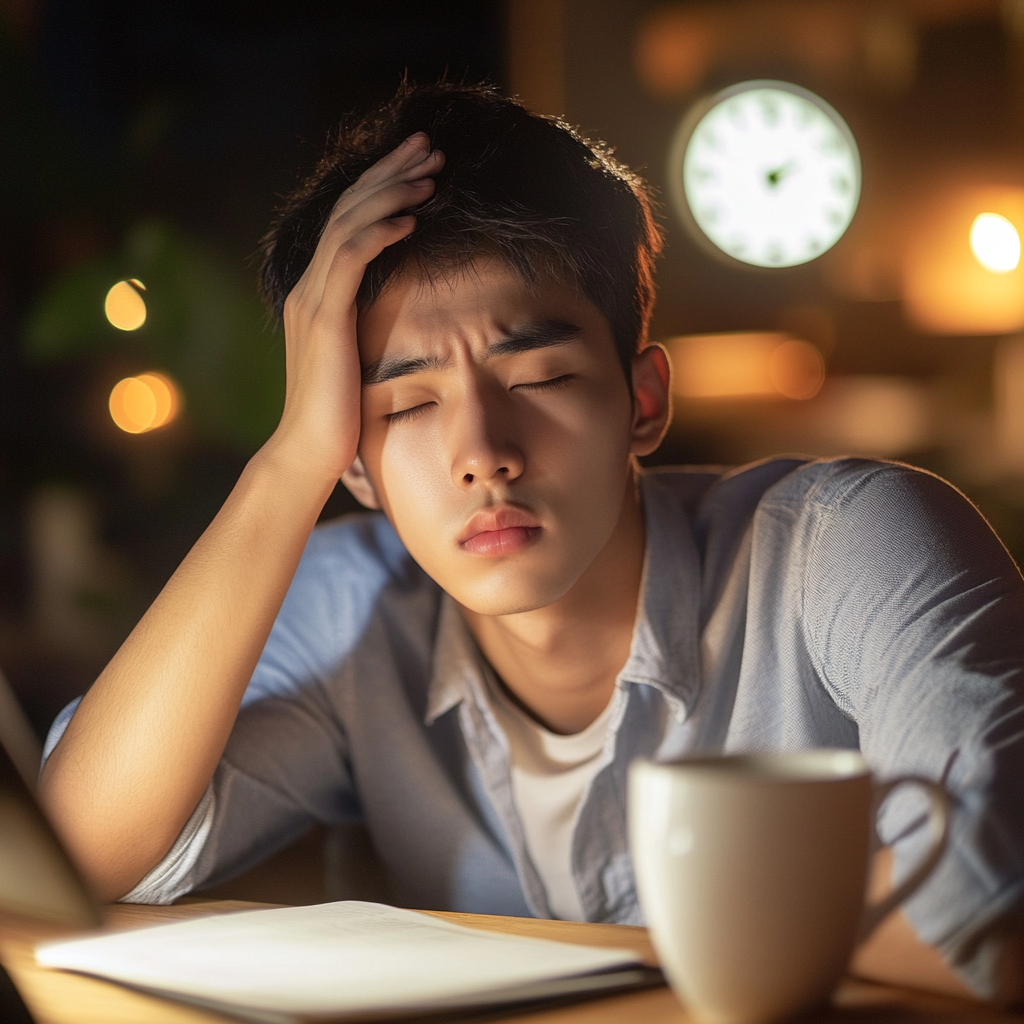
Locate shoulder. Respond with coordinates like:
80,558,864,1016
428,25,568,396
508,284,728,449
772,460,1023,617
695,455,986,546
645,456,1016,588
762,456,965,514
773,458,1004,563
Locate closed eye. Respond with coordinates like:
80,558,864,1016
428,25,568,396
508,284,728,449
386,402,435,424
513,374,576,392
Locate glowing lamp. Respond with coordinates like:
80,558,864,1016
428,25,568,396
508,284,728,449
109,373,180,434
903,187,1024,335
668,332,824,400
970,213,1021,273
104,279,147,331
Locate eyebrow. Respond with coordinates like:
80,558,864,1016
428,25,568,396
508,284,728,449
361,318,583,387
485,318,583,358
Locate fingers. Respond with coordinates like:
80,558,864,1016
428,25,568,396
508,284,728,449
325,175,435,250
340,132,436,199
325,147,443,231
332,136,443,219
297,175,434,306
284,133,443,336
292,143,443,308
303,215,417,331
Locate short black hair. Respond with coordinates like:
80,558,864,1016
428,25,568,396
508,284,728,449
259,82,662,380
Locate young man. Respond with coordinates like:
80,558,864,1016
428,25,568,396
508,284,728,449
39,84,1023,1001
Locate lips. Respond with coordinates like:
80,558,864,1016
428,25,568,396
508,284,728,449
457,506,542,556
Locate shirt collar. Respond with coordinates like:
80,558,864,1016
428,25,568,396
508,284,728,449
424,470,702,726
425,596,484,725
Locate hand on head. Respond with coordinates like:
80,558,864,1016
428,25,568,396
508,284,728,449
271,134,444,483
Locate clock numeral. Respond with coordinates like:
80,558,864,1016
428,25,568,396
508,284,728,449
825,208,844,226
700,205,721,224
797,101,816,127
765,241,785,264
691,166,716,183
727,102,746,127
760,99,779,127
728,237,748,256
701,128,720,150
831,174,851,195
807,238,823,253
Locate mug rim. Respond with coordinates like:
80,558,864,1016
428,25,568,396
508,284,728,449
632,749,870,782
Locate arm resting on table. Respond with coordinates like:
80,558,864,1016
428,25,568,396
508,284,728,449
851,848,1023,1005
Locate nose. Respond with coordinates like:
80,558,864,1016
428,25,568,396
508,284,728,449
450,379,525,489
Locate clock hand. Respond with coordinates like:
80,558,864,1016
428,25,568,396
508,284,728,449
765,160,796,187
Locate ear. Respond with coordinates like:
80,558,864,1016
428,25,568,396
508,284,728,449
340,455,382,510
629,343,672,458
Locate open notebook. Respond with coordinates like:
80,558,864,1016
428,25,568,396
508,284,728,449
0,670,657,1022
36,901,655,1023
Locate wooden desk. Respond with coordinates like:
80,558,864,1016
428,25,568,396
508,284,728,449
0,900,1021,1024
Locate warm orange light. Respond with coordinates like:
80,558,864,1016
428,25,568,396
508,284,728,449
104,279,147,331
668,333,825,400
970,213,1020,273
634,8,716,99
903,186,1024,334
769,340,826,400
109,372,180,433
812,377,931,456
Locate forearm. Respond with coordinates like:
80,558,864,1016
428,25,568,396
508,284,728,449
849,848,1013,1003
39,439,335,901
852,907,974,999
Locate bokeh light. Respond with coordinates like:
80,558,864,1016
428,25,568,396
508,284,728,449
109,373,180,434
668,333,825,400
768,340,826,400
104,279,147,331
902,186,1024,334
970,213,1021,273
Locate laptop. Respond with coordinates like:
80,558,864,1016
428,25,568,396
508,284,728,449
0,669,101,1022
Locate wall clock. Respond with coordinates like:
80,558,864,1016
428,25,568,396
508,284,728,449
669,80,861,269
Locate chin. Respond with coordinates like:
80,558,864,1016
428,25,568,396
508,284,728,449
445,562,581,617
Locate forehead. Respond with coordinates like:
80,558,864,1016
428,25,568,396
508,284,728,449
356,259,599,361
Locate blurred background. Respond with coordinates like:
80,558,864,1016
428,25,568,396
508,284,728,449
1,0,1022,900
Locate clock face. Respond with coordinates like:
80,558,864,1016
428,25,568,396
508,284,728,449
671,81,861,268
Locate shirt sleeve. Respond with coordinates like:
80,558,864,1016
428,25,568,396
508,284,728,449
801,461,1024,997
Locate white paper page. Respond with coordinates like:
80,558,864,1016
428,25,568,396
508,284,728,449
36,901,640,1017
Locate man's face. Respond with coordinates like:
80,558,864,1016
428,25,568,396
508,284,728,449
354,260,639,616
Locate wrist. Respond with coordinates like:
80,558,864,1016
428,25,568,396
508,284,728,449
247,435,344,506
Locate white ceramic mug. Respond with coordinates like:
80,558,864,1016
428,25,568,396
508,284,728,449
629,750,949,1024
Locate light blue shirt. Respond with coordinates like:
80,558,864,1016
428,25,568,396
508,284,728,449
45,457,1024,996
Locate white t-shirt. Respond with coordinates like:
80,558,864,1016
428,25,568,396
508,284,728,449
483,675,614,921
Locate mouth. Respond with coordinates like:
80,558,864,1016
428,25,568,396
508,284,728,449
457,506,542,557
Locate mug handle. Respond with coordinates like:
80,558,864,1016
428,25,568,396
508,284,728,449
857,776,950,943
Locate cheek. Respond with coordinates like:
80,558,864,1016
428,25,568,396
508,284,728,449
366,420,451,537
527,377,635,491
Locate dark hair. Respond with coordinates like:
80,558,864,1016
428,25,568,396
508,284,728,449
259,82,662,379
